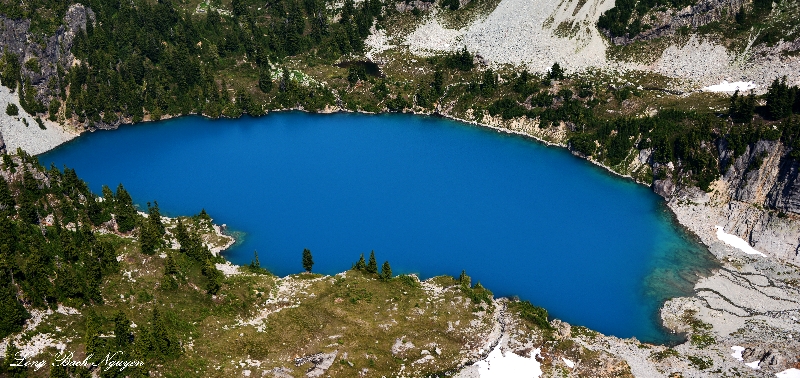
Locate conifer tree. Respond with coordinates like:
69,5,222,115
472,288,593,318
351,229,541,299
250,250,261,269
459,270,470,286
380,261,392,280
0,176,15,217
148,201,165,235
1,342,26,377
113,311,132,349
0,272,28,339
164,252,178,275
302,248,314,272
354,253,366,270
766,76,796,120
150,307,180,357
548,62,565,80
115,184,137,233
366,250,377,274
202,259,223,294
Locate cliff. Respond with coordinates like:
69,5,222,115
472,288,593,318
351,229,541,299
0,4,94,106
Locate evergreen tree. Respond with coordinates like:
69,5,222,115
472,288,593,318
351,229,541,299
150,307,180,358
366,250,377,274
0,176,15,217
113,311,133,349
175,218,189,248
250,250,261,269
95,240,119,275
84,311,104,357
459,270,470,286
259,70,273,93
1,342,27,378
0,271,28,339
139,221,158,255
164,252,178,275
354,253,366,270
302,248,314,272
766,76,796,120
380,261,392,280
548,62,565,80
202,259,223,294
432,69,444,97
729,89,756,123
114,184,137,233
148,201,165,235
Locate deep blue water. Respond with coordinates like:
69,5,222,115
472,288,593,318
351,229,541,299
39,112,716,343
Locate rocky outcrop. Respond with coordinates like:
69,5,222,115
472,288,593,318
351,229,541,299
0,130,5,154
608,0,746,45
0,4,94,106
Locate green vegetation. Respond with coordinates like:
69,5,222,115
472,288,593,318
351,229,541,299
598,0,697,38
302,248,314,272
5,103,18,116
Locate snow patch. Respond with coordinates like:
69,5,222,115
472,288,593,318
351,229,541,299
702,81,757,92
731,345,745,361
475,340,542,378
562,357,575,368
777,368,800,378
746,360,761,369
715,226,766,257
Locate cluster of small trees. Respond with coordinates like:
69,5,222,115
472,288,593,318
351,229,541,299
0,153,123,338
352,250,392,280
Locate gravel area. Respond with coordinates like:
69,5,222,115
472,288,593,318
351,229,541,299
0,84,77,155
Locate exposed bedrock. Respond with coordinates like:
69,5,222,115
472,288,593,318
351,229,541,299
607,0,747,45
0,4,94,105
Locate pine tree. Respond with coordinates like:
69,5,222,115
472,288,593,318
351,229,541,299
115,184,137,233
148,201,165,235
2,342,27,377
366,250,377,274
0,176,15,217
459,270,470,286
175,218,189,248
302,248,314,272
766,76,796,120
113,311,132,349
258,70,273,93
354,253,366,270
0,271,28,339
380,261,392,280
164,252,178,275
548,63,565,80
150,307,180,358
139,221,158,255
250,250,261,269
202,259,223,294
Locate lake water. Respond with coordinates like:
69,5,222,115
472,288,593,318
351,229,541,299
39,112,717,343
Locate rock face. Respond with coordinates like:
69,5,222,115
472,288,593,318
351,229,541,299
0,130,5,154
607,0,746,45
662,138,800,263
0,4,94,106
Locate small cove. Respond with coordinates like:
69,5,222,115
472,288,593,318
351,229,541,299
39,112,718,344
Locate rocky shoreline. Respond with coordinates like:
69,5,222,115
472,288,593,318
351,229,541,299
15,106,797,376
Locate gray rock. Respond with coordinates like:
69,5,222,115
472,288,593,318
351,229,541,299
0,4,93,114
653,178,675,198
0,130,5,155
607,0,746,45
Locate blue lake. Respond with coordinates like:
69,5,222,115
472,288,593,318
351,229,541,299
39,112,717,343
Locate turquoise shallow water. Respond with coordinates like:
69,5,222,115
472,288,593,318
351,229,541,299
39,112,717,343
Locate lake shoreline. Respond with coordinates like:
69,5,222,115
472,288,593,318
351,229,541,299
24,106,800,375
